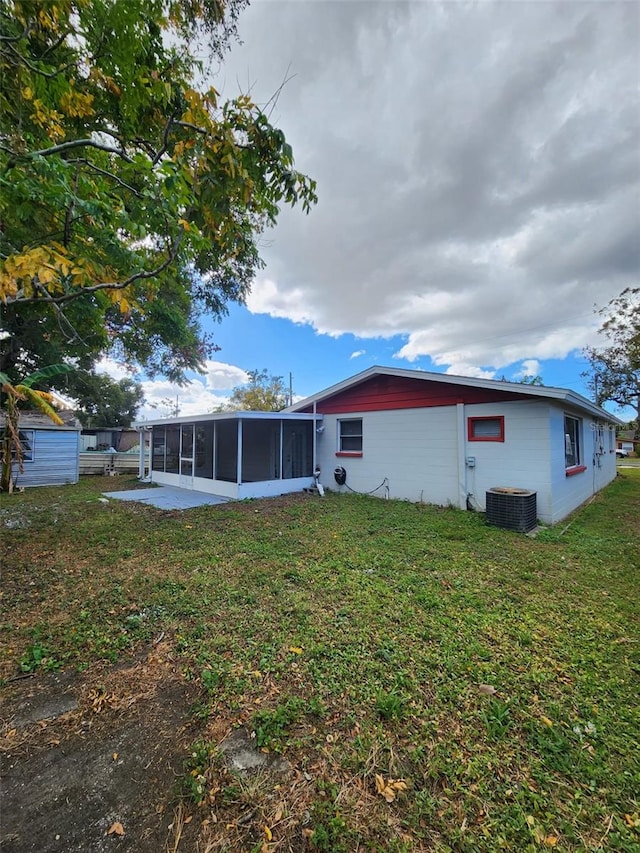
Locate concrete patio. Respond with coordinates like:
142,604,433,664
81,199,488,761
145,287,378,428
103,485,230,510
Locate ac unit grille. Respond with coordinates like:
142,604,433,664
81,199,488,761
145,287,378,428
485,487,537,533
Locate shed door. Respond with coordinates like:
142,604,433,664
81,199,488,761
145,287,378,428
180,424,194,489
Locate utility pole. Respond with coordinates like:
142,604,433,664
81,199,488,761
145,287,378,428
289,372,293,407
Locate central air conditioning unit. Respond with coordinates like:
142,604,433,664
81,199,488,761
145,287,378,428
485,487,537,533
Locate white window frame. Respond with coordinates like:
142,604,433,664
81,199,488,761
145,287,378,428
337,418,363,455
564,415,582,470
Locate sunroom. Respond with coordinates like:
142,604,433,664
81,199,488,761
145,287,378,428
135,411,322,500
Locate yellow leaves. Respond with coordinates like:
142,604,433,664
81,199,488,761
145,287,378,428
106,821,125,837
89,68,122,97
184,88,203,109
105,289,133,315
263,825,272,841
288,646,303,655
59,89,95,118
374,774,407,803
0,244,96,303
540,716,554,727
21,86,34,101
544,835,559,846
625,813,640,828
29,99,65,141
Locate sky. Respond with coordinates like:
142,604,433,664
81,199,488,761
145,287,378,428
107,0,640,420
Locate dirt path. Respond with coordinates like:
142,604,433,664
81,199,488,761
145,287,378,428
1,642,201,852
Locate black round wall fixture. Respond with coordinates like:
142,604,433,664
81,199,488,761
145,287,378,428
334,466,347,486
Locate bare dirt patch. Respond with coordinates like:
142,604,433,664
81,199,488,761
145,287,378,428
1,641,201,853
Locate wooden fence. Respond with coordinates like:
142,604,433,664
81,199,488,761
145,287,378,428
79,452,143,476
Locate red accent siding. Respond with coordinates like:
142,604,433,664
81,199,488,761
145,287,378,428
335,451,363,458
299,375,530,414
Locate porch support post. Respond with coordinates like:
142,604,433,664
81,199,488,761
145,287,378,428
237,418,243,484
138,427,146,479
279,419,284,480
312,402,317,474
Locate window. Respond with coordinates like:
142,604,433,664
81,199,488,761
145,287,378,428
337,419,363,455
468,416,504,442
0,429,35,461
564,415,583,471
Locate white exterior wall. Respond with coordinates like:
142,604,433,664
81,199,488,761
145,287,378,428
548,405,617,524
464,400,553,521
151,470,240,498
315,407,460,505
315,400,617,525
149,471,314,500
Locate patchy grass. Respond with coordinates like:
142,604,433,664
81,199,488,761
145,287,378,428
1,472,639,851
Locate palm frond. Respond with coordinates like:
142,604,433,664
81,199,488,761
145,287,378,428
16,386,64,426
20,364,73,389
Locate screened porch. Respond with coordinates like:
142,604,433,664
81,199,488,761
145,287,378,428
138,412,321,500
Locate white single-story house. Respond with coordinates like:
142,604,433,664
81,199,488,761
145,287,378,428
1,411,81,488
134,367,622,526
285,367,622,526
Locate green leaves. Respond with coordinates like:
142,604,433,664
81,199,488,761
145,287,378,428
0,0,316,384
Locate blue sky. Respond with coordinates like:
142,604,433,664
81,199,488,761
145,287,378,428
101,1,638,422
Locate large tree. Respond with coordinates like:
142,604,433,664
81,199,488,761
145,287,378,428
584,287,640,435
70,371,144,427
222,368,289,411
0,0,316,383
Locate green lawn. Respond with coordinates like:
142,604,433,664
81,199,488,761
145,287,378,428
1,472,639,851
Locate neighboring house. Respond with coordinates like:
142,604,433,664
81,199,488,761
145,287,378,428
0,411,81,488
134,367,621,525
286,366,622,525
616,430,638,456
80,427,142,453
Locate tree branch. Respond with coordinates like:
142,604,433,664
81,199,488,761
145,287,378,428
67,158,143,196
15,139,134,162
10,237,184,306
4,40,75,79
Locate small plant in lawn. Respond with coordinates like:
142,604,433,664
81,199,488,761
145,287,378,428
20,641,58,673
309,780,352,853
252,697,306,751
481,699,512,739
179,740,218,805
375,689,407,721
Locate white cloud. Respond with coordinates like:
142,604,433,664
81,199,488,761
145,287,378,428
219,1,639,375
95,358,249,421
515,359,541,379
202,361,249,390
94,357,135,382
350,350,366,359
137,378,233,421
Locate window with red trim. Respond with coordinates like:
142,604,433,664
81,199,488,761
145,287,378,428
468,416,505,442
564,414,585,475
